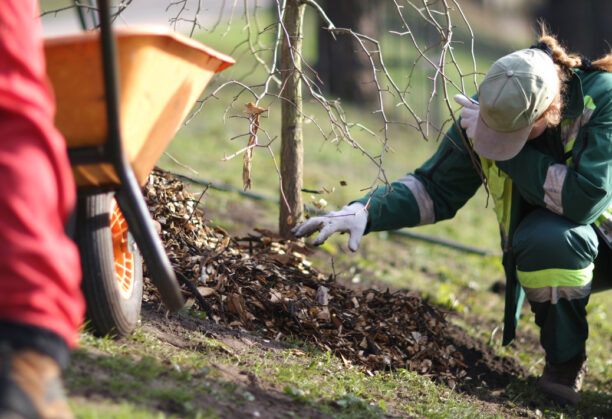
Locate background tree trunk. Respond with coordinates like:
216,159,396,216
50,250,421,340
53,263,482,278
534,0,612,59
279,0,305,238
316,0,382,105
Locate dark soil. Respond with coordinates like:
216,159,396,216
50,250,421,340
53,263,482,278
445,323,528,391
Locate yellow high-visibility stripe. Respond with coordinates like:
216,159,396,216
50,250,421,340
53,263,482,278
517,264,594,288
595,206,612,227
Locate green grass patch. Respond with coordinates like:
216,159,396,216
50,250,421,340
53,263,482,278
69,325,519,418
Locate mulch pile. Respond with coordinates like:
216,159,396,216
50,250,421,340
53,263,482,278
143,168,520,388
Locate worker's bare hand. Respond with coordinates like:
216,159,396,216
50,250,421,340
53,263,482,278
291,203,368,252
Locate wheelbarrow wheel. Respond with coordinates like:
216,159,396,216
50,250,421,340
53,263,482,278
77,192,143,337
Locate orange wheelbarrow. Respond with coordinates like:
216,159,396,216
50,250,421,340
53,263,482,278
44,0,234,336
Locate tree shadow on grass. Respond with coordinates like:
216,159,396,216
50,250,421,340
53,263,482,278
66,304,395,419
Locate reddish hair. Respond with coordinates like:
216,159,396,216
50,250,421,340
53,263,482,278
535,23,612,126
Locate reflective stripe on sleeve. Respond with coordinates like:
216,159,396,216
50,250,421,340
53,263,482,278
543,164,567,215
559,96,594,164
560,119,580,149
397,175,435,225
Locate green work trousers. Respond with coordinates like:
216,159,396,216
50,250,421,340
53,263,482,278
513,209,611,364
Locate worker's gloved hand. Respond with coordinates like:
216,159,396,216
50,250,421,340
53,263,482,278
291,202,368,252
454,94,479,139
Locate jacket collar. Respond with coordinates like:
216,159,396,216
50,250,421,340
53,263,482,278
562,70,585,119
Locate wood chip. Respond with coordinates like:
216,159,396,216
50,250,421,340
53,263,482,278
143,168,469,385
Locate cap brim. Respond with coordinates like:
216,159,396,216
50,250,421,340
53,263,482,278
473,115,532,161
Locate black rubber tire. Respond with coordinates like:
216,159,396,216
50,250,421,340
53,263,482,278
76,192,143,337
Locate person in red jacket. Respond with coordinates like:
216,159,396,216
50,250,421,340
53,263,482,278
0,2,85,418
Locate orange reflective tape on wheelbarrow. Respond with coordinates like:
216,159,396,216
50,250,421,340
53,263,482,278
110,198,135,300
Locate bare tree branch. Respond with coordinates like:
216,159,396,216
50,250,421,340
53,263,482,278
48,0,486,216
41,0,134,26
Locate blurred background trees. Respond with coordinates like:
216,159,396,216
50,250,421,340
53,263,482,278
39,0,612,237
315,0,382,105
534,0,612,58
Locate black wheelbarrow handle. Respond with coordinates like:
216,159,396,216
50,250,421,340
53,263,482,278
95,0,184,311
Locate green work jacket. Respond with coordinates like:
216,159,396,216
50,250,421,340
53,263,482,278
356,69,612,345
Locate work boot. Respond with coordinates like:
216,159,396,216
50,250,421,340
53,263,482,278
537,350,587,407
0,346,73,419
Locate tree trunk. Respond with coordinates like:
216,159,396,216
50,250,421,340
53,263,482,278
316,0,381,105
535,0,612,59
279,0,305,238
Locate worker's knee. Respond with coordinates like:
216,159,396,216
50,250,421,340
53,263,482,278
513,209,599,271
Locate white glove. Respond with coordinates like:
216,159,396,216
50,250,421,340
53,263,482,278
291,202,368,251
454,94,479,139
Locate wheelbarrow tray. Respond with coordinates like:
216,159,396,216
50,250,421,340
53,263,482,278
44,27,234,188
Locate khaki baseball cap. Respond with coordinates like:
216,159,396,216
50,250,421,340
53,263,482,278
474,48,559,160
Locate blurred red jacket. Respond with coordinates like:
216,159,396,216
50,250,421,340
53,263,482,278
0,1,84,348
